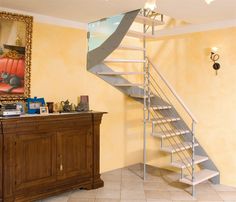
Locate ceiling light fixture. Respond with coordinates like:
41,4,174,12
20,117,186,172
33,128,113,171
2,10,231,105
144,0,157,11
205,0,215,5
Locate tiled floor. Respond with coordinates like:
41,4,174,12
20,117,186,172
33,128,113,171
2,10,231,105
38,164,236,202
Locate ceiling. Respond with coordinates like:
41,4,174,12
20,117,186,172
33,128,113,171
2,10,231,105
0,0,146,23
156,0,236,24
1,0,236,24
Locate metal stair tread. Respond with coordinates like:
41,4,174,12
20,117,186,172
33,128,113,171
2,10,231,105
114,83,143,87
126,30,155,39
160,142,199,153
150,105,172,110
179,169,219,186
129,94,155,98
117,45,146,51
151,117,181,124
171,155,209,169
135,15,165,26
97,71,144,75
152,129,190,138
104,58,146,63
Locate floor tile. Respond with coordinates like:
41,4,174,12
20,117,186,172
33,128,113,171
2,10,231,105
95,199,120,202
96,188,120,199
70,189,97,199
103,180,121,190
218,191,236,200
121,200,146,202
145,190,171,200
170,191,196,201
122,181,144,191
195,190,222,201
211,184,236,192
68,199,95,202
121,190,146,200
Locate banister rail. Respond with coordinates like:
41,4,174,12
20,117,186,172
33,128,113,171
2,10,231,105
147,57,198,124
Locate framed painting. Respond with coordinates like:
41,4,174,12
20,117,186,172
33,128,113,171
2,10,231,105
0,11,33,101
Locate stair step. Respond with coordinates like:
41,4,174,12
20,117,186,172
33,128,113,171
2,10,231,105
151,105,172,110
179,169,219,186
135,15,164,26
104,58,146,63
117,45,146,51
126,30,155,39
171,155,209,169
151,117,180,124
114,83,143,87
97,72,144,75
160,142,199,153
152,129,190,138
129,94,155,98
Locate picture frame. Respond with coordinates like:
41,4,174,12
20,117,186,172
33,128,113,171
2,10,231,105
27,97,45,114
40,106,49,115
0,11,33,101
16,101,25,114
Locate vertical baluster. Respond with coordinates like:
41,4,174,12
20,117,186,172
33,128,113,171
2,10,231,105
147,60,151,121
192,120,196,197
143,9,147,181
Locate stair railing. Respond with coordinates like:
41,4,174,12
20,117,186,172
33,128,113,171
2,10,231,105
146,57,198,195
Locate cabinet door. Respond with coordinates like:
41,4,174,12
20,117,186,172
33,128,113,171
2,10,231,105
15,132,57,190
57,127,92,180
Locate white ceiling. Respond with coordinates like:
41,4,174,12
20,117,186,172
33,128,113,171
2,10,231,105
1,0,236,24
0,0,146,23
156,0,236,24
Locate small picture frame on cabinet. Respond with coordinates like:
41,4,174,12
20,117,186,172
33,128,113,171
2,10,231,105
40,106,49,115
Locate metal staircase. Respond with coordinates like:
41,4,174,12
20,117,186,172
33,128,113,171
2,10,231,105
87,9,220,196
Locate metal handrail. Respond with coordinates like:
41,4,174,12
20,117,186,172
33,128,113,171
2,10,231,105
147,58,198,124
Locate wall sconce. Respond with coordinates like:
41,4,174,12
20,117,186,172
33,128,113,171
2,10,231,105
210,47,220,75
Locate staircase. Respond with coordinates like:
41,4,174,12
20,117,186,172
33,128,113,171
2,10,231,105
87,9,220,196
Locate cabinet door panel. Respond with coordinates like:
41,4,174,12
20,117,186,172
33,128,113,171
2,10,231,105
57,127,92,180
15,132,57,190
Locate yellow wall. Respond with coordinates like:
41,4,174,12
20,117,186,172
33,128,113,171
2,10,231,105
31,22,143,173
147,27,236,186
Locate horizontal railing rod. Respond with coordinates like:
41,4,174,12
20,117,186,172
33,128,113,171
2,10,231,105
147,58,198,123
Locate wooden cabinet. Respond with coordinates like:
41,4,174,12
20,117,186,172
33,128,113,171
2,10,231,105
0,112,105,202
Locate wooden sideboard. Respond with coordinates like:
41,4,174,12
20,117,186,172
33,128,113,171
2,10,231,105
0,112,105,202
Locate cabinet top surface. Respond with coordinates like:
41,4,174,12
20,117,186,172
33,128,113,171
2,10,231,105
0,111,107,121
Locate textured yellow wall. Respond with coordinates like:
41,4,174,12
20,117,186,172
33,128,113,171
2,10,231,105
147,27,236,186
31,22,144,173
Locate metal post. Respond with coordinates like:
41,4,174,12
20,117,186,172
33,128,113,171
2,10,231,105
192,120,196,197
147,60,151,121
143,9,147,181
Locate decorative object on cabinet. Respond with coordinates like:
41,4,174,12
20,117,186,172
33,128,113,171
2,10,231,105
77,95,89,112
16,101,25,114
61,99,73,112
0,11,33,101
0,103,21,116
0,112,105,201
40,106,49,114
27,97,45,114
46,102,54,113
